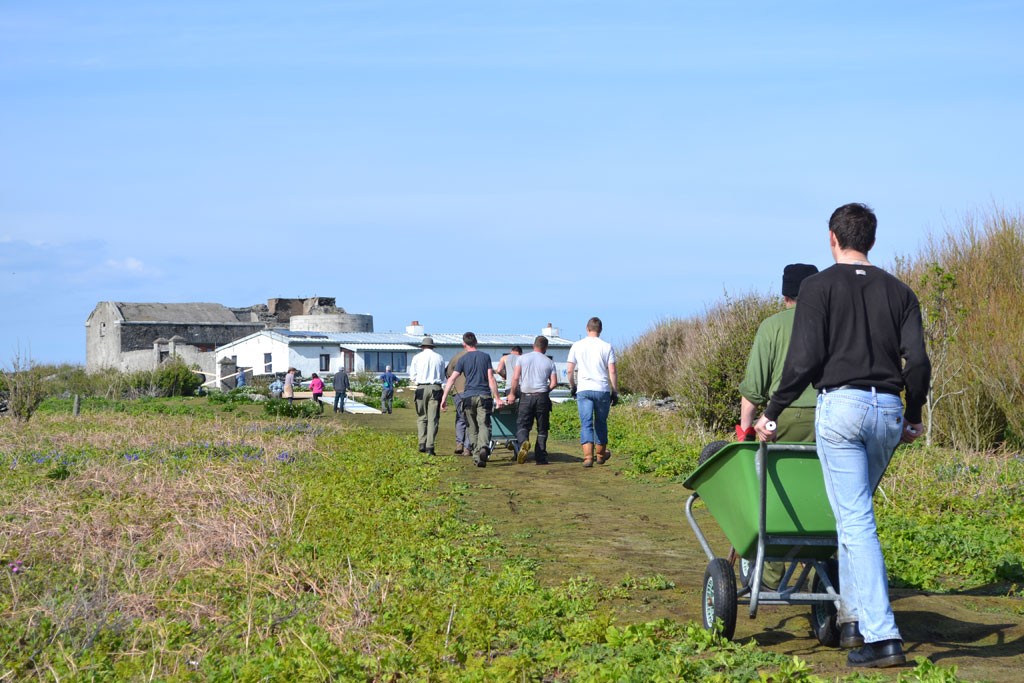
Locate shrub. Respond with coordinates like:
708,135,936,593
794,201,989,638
155,357,204,396
670,294,779,433
263,398,321,418
618,294,779,433
895,207,1024,448
1,352,53,422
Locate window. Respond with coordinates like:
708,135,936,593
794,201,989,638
320,354,331,372
363,351,407,373
159,351,169,363
264,353,272,374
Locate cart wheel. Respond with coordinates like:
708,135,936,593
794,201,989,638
698,440,730,466
810,559,840,647
702,558,737,639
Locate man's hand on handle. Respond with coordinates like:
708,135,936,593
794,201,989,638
753,415,777,442
901,420,923,444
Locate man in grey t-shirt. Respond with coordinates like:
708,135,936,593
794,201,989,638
507,336,558,465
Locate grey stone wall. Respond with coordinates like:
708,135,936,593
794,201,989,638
118,323,263,352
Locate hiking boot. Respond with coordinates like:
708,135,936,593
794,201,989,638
840,622,865,649
847,640,905,668
418,444,426,453
582,443,594,468
535,456,549,465
427,448,435,456
517,440,530,464
454,445,465,455
474,448,489,467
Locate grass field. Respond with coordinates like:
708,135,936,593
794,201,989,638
1,395,1018,681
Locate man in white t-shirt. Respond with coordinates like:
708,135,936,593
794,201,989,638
566,317,618,468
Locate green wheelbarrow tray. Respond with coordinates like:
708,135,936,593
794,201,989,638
684,441,842,637
684,442,836,560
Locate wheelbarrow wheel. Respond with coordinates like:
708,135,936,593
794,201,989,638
810,559,841,647
698,440,730,466
702,558,737,639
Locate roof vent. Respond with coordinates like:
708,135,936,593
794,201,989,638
541,323,559,338
406,320,424,335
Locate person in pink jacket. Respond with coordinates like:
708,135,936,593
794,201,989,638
309,373,325,414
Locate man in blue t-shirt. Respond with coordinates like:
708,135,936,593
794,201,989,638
441,332,502,467
379,365,399,415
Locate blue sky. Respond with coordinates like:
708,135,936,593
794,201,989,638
2,1,1022,364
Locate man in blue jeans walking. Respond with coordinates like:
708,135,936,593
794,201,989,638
756,203,931,668
566,317,619,468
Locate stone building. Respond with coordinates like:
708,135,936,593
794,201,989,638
85,297,373,375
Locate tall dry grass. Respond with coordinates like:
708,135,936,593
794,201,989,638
894,207,1024,449
618,293,780,432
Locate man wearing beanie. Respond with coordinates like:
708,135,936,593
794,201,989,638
737,263,819,442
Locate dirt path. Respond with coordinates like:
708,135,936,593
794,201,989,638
349,407,1024,681
454,439,1024,682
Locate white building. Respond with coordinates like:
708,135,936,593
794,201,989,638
213,323,575,387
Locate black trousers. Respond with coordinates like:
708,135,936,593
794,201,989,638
516,392,551,456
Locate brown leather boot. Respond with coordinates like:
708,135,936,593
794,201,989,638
595,444,612,464
582,443,594,468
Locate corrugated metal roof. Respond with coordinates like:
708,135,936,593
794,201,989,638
221,329,576,349
340,343,419,351
285,331,575,346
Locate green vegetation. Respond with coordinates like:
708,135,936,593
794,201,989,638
0,408,964,680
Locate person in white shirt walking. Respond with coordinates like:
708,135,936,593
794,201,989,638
566,317,618,468
407,336,446,455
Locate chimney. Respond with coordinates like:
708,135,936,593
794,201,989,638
541,322,559,338
406,320,424,335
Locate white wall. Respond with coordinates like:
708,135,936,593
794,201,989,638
215,334,290,385
288,344,347,378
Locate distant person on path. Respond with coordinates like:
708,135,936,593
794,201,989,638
379,365,398,415
236,368,247,388
442,332,503,468
269,376,284,400
737,263,819,442
309,373,325,414
283,368,296,404
756,203,931,669
495,346,523,381
506,335,558,465
408,336,446,455
446,348,470,454
333,367,350,413
566,317,618,468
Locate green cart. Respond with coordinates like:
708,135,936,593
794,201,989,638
488,402,520,458
683,441,842,644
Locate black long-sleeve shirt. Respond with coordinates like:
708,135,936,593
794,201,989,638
765,263,932,424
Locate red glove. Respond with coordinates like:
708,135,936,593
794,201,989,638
735,425,756,441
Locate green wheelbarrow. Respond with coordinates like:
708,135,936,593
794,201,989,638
683,441,842,644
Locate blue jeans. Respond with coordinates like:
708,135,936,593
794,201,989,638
815,388,904,644
577,390,611,445
333,393,346,412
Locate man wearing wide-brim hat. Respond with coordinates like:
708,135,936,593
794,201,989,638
407,335,446,455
